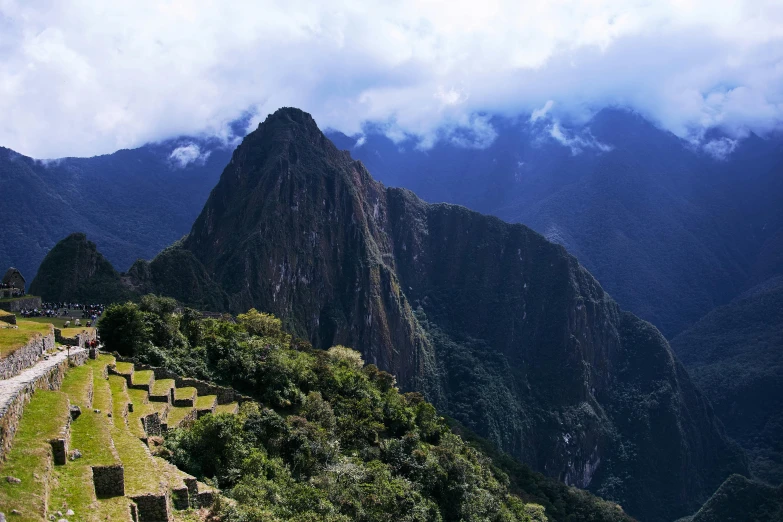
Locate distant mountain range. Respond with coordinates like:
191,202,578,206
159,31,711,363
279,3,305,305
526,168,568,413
5,108,781,341
0,137,231,282
32,108,749,522
328,109,783,338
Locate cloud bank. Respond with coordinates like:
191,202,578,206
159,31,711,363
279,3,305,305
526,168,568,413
1,0,782,158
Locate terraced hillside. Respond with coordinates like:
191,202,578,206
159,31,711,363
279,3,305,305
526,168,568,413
0,354,239,521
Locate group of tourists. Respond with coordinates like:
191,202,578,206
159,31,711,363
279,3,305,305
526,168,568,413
19,303,105,327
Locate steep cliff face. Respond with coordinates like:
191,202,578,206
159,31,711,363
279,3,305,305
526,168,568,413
173,108,746,521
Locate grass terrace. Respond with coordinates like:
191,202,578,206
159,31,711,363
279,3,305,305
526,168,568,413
0,391,70,520
0,319,52,357
113,361,134,375
214,403,239,415
174,387,197,402
0,295,40,303
167,406,195,428
151,378,175,396
108,375,166,496
131,369,154,387
126,388,154,438
50,359,131,520
195,395,217,410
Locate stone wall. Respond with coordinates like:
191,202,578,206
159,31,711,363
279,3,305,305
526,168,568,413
132,493,172,522
0,311,15,325
92,464,125,497
114,356,251,405
55,327,97,348
0,331,54,379
0,296,42,312
0,348,86,461
49,416,70,465
142,412,163,436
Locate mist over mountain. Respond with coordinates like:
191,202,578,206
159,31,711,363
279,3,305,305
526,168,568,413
37,108,749,521
328,108,783,337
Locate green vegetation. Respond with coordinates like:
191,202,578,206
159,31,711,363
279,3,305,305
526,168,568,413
131,369,154,386
60,326,95,339
101,297,631,521
672,276,783,484
50,360,132,520
152,378,175,396
195,394,216,409
175,387,197,402
0,319,52,357
108,374,166,495
0,391,70,520
0,295,40,303
679,474,783,522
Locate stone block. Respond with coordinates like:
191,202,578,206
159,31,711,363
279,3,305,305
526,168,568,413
131,493,172,522
92,464,125,497
50,437,68,465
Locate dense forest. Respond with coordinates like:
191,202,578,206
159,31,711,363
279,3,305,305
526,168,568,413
99,295,632,522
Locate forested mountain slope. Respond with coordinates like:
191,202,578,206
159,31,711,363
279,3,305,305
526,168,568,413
671,276,783,485
39,108,748,521
0,138,230,281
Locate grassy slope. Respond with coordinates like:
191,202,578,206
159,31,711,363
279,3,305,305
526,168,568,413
50,359,131,520
0,319,52,357
0,391,70,520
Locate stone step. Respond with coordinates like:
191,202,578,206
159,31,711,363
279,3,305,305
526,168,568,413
215,402,240,415
150,378,175,403
172,386,197,407
195,394,217,418
166,405,196,429
130,369,155,393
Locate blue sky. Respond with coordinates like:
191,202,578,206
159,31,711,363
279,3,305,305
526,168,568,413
1,0,782,158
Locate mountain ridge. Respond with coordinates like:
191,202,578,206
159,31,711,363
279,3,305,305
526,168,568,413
34,107,748,521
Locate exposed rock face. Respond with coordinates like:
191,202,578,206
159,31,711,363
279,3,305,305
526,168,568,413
41,108,747,521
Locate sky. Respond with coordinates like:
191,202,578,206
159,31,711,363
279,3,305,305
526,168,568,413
1,0,782,158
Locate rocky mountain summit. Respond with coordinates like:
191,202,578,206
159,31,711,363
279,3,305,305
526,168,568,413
36,108,747,521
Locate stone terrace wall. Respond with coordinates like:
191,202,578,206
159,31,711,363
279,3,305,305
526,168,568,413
93,464,125,497
0,348,87,460
0,311,15,325
114,356,251,405
0,296,42,312
0,331,54,379
55,328,97,348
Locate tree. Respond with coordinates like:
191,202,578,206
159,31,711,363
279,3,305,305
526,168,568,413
98,302,149,356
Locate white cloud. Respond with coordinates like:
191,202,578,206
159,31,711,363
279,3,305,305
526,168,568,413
0,0,782,158
169,143,211,168
547,121,613,155
530,101,554,123
703,137,738,160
